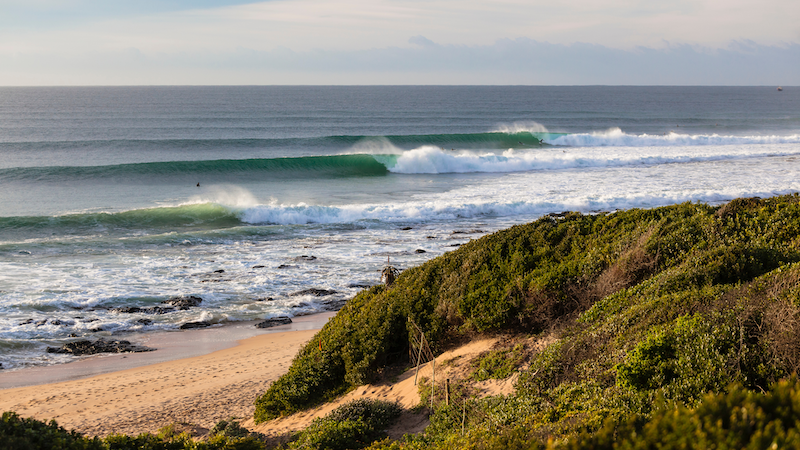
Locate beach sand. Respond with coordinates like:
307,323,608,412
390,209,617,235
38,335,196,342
0,314,332,437
0,312,526,441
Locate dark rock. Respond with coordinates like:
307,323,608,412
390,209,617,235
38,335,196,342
82,318,99,323
449,243,462,247
0,363,3,369
401,226,413,230
18,319,33,326
213,269,225,273
144,306,174,314
112,306,174,315
347,283,373,289
89,327,104,333
277,264,298,269
35,320,47,326
291,303,310,308
162,296,203,309
255,317,292,328
111,307,142,314
46,339,154,355
68,333,78,338
252,265,266,269
137,318,153,326
426,236,436,239
321,298,348,311
254,297,274,302
415,249,427,253
290,288,337,297
180,321,212,329
294,255,317,261
451,229,485,235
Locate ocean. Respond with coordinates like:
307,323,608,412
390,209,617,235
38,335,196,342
0,85,798,371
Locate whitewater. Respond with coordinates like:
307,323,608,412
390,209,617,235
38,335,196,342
0,85,797,370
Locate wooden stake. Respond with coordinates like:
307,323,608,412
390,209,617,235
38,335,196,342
445,378,451,406
462,401,466,434
431,357,435,408
413,332,424,386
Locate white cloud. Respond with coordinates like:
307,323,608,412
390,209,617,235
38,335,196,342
2,38,797,86
0,0,798,85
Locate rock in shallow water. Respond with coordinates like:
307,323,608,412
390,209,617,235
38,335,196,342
290,288,337,297
162,295,203,309
179,321,212,329
255,317,292,328
46,339,155,355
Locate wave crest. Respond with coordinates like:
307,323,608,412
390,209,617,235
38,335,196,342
549,128,800,147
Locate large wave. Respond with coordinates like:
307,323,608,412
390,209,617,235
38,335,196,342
0,154,392,183
2,129,798,183
386,143,800,174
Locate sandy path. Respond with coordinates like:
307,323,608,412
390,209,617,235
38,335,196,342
0,329,316,437
246,336,508,439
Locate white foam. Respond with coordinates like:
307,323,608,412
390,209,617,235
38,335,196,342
383,143,800,175
494,121,551,134
548,128,800,147
186,185,260,208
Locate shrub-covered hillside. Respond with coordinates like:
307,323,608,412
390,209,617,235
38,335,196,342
255,194,800,428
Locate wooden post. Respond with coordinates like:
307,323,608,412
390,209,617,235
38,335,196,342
445,378,451,406
413,333,424,386
430,357,435,408
462,401,466,434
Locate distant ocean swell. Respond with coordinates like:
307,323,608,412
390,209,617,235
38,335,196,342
0,131,554,151
3,137,800,183
0,154,392,183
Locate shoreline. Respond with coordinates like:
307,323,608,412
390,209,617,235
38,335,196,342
0,313,333,437
0,312,334,390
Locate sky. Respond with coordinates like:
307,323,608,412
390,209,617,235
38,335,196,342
0,0,798,85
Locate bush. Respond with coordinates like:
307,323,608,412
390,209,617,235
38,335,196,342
289,399,402,450
564,378,800,450
0,411,103,450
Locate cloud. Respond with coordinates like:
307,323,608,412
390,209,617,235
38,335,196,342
409,36,437,48
1,0,798,85
2,38,797,85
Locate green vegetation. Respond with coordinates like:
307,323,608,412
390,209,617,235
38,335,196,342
289,399,402,450
0,414,265,450
0,411,104,450
470,343,527,382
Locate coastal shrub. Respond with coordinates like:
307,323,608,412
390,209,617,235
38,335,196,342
289,399,402,450
470,343,526,382
0,412,267,450
0,411,103,450
563,378,800,450
255,194,800,429
209,419,251,439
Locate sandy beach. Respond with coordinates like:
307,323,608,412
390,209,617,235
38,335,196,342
0,306,515,441
0,314,333,437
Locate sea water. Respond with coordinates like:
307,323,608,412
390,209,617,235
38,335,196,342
1,86,798,370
